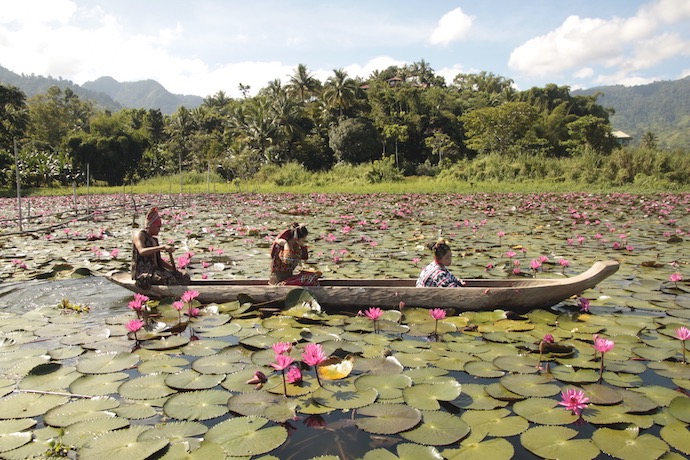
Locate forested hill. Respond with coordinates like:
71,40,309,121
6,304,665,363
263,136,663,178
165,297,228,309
573,76,690,149
0,65,203,114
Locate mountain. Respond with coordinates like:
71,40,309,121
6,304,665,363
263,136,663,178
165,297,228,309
0,65,203,114
0,64,122,111
573,76,690,149
82,76,203,114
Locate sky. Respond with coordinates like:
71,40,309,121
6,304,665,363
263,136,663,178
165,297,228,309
1,0,689,99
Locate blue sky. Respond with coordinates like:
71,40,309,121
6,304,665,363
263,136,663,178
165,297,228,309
1,0,689,98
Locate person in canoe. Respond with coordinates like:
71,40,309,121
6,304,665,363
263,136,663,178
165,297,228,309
131,207,190,289
269,223,320,286
416,239,466,288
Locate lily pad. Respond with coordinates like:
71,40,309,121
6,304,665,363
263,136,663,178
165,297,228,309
443,437,514,460
354,374,412,400
165,369,225,390
118,373,178,400
78,425,168,460
460,408,529,437
61,417,131,448
76,351,140,374
355,403,422,435
163,389,230,421
512,397,579,425
520,425,600,460
399,410,470,446
500,374,560,397
204,416,288,457
668,396,690,423
0,393,69,419
312,379,378,410
43,396,120,427
660,420,690,455
403,380,462,410
361,443,442,460
592,426,669,460
69,372,129,396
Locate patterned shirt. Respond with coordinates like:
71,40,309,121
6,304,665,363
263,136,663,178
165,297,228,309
416,261,464,288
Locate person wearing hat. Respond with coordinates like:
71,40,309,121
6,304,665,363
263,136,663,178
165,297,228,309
269,222,320,285
131,207,190,289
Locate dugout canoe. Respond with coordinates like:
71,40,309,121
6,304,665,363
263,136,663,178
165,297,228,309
107,260,619,312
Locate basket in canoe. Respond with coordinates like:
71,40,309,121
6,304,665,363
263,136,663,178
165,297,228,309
107,260,619,312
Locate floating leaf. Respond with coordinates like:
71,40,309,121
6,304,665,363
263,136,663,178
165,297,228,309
164,390,230,421
581,383,623,405
113,400,159,420
361,442,443,460
138,356,189,374
0,432,32,453
78,425,168,460
443,437,514,460
61,417,130,448
464,360,505,378
317,355,354,380
592,426,669,460
204,416,288,457
500,374,560,397
118,373,178,400
312,379,378,410
43,396,120,427
165,369,225,390
521,425,600,460
453,383,509,410
192,353,246,375
355,374,412,400
512,397,579,425
668,396,690,423
69,372,129,396
403,381,462,410
77,351,139,374
0,393,69,419
400,410,470,446
355,403,422,435
660,420,690,455
138,420,208,442
460,408,529,437
140,335,190,350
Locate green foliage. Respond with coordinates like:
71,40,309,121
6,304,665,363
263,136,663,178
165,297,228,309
328,117,381,164
365,156,404,183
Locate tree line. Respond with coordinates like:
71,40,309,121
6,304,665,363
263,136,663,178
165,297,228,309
0,61,663,188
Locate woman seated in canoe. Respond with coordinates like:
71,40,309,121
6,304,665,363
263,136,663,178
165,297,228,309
131,207,190,289
269,223,320,286
416,239,465,288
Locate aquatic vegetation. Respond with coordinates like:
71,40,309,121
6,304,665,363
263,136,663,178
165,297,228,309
0,191,689,458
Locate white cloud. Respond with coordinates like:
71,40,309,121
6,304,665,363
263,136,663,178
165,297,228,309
436,64,469,85
573,67,594,79
429,8,474,46
507,0,690,83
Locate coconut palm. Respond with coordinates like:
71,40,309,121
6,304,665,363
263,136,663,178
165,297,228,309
286,64,321,102
323,68,358,118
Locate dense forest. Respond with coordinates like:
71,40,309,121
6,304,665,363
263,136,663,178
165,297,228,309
1,62,689,189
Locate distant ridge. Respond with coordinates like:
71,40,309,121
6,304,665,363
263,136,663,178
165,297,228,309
0,65,203,114
573,76,690,149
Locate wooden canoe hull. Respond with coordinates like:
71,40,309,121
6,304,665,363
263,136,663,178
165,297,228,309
107,260,619,312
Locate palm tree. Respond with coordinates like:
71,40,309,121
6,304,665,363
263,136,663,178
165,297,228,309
641,131,658,150
323,69,358,118
287,64,321,102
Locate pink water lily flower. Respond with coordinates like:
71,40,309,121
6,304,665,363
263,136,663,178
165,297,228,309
669,272,683,287
273,341,293,355
675,326,690,364
558,388,589,416
593,335,615,381
302,343,327,366
181,290,200,304
429,308,446,320
271,354,296,396
364,307,383,321
286,365,302,384
125,319,145,341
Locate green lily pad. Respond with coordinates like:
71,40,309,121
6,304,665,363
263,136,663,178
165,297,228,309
69,372,129,396
464,360,505,378
226,391,289,418
76,351,140,374
0,393,69,419
0,431,32,453
43,396,120,427
660,420,690,455
18,365,80,392
492,355,540,373
512,397,580,425
78,425,168,460
355,403,422,435
521,425,600,460
354,374,412,400
137,420,208,442
581,383,623,405
61,417,131,448
140,335,190,350
668,396,690,423
204,416,288,457
443,437,514,460
403,380,462,410
165,369,225,390
163,389,230,421
192,353,247,375
138,356,190,374
113,400,159,419
460,408,529,437
584,404,654,428
592,426,669,460
400,410,470,446
453,383,509,410
361,442,443,460
312,379,378,409
500,374,560,397
118,373,178,400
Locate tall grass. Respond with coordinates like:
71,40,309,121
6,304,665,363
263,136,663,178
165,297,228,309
9,147,690,197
